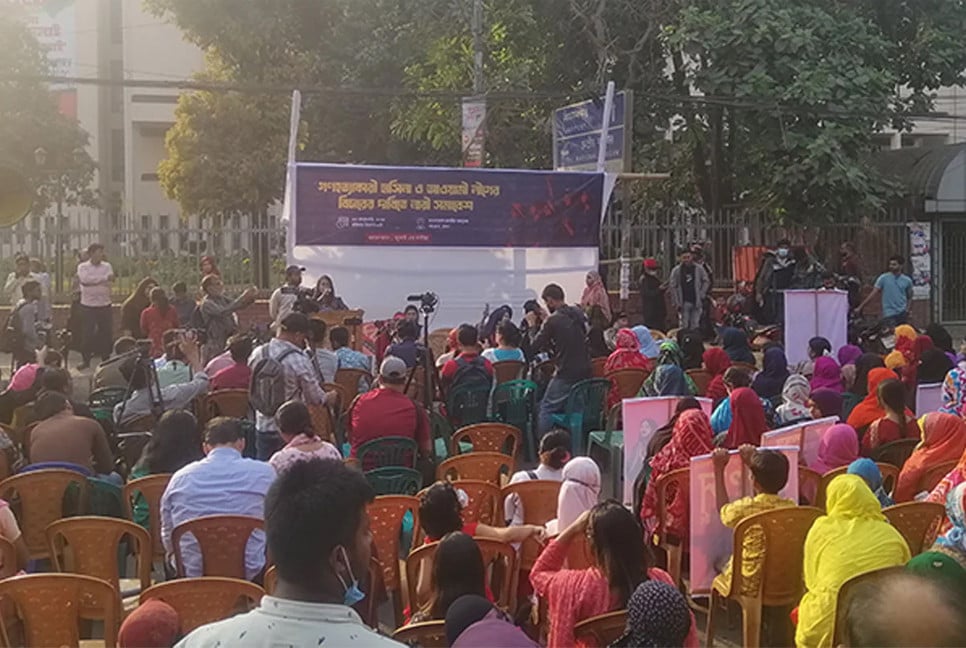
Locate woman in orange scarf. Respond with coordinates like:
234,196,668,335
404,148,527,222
894,412,966,502
846,367,908,432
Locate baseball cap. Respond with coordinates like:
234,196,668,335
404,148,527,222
643,258,659,270
379,356,408,384
279,312,310,334
284,265,306,274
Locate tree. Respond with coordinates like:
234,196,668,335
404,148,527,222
158,54,297,218
0,16,96,216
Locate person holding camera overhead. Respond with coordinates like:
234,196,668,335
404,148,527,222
198,274,258,364
113,332,210,426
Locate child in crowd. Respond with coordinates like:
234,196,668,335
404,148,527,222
711,445,794,594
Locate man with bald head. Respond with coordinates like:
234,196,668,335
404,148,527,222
839,571,966,647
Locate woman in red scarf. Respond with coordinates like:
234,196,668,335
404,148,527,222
724,387,769,448
604,328,652,408
640,410,714,538
847,367,911,432
900,335,934,393
702,348,732,406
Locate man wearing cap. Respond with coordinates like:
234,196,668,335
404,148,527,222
269,265,308,329
347,355,431,468
638,258,667,331
249,312,337,460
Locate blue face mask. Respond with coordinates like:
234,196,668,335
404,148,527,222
336,546,365,606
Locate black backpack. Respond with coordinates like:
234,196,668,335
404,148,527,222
451,355,492,391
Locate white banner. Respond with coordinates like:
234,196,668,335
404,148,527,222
783,290,849,367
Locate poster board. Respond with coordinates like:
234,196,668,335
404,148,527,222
916,382,943,415
621,397,712,506
783,290,849,367
688,446,800,595
289,163,616,327
760,423,804,449
799,416,838,467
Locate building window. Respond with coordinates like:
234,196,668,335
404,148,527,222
111,129,124,183
110,60,123,113
110,0,122,45
140,173,160,182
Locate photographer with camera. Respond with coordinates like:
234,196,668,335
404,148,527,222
198,275,258,364
270,265,310,327
113,332,209,427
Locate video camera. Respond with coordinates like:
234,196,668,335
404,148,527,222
407,291,439,314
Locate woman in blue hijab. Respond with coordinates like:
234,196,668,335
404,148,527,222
848,458,895,508
632,325,661,360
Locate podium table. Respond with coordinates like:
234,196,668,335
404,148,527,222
311,309,365,351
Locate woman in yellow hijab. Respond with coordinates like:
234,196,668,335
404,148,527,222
795,474,911,648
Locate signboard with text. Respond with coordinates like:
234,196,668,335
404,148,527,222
553,91,632,173
294,164,604,248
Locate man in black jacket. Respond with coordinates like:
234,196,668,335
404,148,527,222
526,283,591,434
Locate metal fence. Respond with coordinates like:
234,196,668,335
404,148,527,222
600,203,915,289
0,208,286,303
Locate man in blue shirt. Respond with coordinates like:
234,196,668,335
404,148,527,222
855,254,914,326
160,417,276,580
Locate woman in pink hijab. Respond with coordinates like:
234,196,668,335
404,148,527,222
809,423,860,474
580,271,611,321
810,356,844,393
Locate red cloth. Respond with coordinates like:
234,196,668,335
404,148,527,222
425,522,479,544
847,368,909,431
530,536,698,648
640,410,714,538
118,599,181,648
210,362,252,391
604,328,652,409
702,348,732,405
900,335,935,390
349,387,431,466
861,416,920,455
724,387,768,448
139,305,180,358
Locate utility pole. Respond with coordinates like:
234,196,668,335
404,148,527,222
472,0,484,94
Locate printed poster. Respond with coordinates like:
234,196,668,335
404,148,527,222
621,397,712,506
688,447,800,595
907,222,931,300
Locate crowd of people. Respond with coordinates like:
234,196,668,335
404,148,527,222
1,242,966,648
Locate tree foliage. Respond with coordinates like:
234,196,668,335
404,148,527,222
0,16,96,215
146,0,966,223
158,54,297,218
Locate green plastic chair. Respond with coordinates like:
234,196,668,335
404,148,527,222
357,436,418,470
446,383,491,429
364,467,423,496
89,386,128,424
491,380,538,461
588,404,625,501
550,378,611,455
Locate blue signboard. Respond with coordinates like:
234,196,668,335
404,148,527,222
294,164,605,248
553,91,631,172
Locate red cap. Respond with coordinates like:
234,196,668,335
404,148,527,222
643,258,659,270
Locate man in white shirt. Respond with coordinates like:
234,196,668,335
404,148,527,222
76,243,114,369
161,417,276,581
268,265,307,329
176,458,401,647
249,313,336,460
